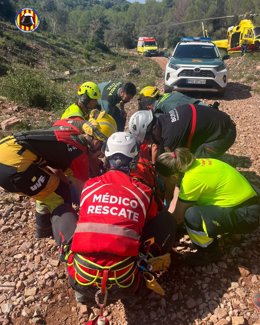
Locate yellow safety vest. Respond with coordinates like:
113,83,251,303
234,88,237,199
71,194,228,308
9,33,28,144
61,103,85,120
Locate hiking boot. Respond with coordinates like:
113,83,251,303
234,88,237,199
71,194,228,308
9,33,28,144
74,290,93,305
35,225,53,238
75,291,88,304
35,212,53,238
183,241,221,266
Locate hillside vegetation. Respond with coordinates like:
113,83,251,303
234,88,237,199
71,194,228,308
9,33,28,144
1,0,260,49
0,0,259,119
0,20,161,113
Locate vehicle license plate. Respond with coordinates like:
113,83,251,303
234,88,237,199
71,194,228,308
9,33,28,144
187,79,206,85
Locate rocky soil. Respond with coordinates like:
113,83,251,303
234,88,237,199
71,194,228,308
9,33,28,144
0,56,260,325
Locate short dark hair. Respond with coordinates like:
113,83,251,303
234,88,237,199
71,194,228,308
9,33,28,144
122,82,137,96
138,97,156,110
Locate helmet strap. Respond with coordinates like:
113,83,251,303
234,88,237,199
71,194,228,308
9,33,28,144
106,154,134,174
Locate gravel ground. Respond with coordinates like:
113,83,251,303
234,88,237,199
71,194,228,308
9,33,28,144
0,56,260,325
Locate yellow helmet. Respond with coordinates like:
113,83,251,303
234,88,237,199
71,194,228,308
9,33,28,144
139,86,160,98
95,111,117,139
82,112,117,141
77,82,101,99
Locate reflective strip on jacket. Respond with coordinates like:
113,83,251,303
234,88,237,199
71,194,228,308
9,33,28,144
71,170,158,257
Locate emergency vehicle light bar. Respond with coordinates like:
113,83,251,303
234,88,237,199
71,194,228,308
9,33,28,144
180,37,212,42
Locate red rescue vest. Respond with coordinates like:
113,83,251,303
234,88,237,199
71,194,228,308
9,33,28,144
53,119,90,181
71,170,157,257
130,144,164,210
53,119,86,151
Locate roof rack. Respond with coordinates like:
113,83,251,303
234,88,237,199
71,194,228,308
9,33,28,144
180,37,212,42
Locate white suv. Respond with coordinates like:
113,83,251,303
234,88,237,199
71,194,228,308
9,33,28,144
165,37,230,94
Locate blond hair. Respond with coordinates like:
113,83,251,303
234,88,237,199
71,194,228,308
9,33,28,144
155,148,195,176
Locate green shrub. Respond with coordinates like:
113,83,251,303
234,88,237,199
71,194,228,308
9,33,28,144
0,64,69,111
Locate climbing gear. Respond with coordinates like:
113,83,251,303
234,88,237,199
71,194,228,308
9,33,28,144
128,110,154,143
85,289,110,325
139,86,160,98
137,237,167,296
143,272,165,296
78,82,101,99
105,132,138,158
85,315,109,325
68,253,137,289
146,253,171,272
59,243,71,262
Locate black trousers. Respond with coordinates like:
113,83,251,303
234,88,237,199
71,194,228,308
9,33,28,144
194,121,237,158
184,199,260,239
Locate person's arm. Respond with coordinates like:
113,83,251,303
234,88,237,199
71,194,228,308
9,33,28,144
173,199,194,224
151,143,162,163
47,167,69,184
168,186,179,213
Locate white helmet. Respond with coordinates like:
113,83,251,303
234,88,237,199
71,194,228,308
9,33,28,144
105,132,138,159
128,110,153,143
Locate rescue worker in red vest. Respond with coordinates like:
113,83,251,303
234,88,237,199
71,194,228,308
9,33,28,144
155,148,260,266
61,81,101,120
0,116,116,238
54,132,176,304
60,110,118,185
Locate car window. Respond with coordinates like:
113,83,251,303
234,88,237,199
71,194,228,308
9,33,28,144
173,44,219,59
144,41,157,46
254,27,260,37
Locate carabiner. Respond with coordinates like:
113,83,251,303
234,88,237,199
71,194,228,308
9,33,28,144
95,289,108,309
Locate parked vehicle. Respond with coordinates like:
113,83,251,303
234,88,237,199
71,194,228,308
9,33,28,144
137,37,159,57
213,19,260,53
164,37,230,94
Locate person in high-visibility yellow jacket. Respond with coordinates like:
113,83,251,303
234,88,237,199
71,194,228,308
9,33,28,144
155,147,260,266
61,81,101,120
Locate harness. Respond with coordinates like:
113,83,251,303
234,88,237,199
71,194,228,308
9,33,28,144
67,252,137,290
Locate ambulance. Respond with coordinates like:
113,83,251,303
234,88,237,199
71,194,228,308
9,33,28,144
137,37,159,56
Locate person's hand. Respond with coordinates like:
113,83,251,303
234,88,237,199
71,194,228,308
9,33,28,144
119,100,125,110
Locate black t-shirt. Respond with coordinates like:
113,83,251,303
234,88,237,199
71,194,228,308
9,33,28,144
159,104,232,152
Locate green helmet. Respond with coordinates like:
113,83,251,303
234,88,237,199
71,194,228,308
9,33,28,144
77,82,101,100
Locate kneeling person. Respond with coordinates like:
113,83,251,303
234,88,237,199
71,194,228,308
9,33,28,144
55,132,176,303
